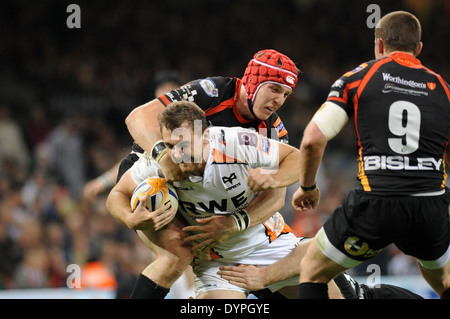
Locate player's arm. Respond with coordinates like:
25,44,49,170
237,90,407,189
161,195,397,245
82,161,120,202
245,187,286,227
218,238,344,299
125,99,165,153
218,240,346,299
218,239,311,290
126,79,212,153
292,102,348,211
125,98,186,181
243,139,299,227
247,142,301,192
106,169,175,231
182,186,287,258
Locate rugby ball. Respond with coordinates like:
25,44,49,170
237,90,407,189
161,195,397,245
130,176,178,213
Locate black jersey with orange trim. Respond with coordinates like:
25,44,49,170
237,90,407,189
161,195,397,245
157,76,289,144
327,52,450,194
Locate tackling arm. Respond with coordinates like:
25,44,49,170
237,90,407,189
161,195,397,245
247,142,301,192
125,99,186,181
218,239,344,299
219,239,312,290
245,187,286,227
125,99,165,153
181,187,287,255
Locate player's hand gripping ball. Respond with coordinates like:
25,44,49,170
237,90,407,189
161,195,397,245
130,176,178,213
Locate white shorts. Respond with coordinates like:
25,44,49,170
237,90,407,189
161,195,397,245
193,233,302,296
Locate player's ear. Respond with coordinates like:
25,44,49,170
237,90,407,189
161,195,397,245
375,38,384,56
415,42,423,57
202,128,210,142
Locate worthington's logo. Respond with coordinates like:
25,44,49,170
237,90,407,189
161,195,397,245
382,73,426,89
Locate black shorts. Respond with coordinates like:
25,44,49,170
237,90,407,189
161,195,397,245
319,189,450,269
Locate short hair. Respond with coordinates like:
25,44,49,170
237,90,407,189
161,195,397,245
158,101,208,133
375,11,422,54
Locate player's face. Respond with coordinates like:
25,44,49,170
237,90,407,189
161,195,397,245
161,124,206,175
252,83,292,120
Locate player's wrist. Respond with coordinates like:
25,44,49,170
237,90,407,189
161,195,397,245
300,183,317,192
124,213,138,230
231,209,251,232
260,267,272,287
97,172,114,188
151,140,168,162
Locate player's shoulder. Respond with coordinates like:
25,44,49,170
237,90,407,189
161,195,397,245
190,76,237,95
340,58,378,80
185,76,239,108
265,112,288,142
208,126,261,151
329,59,380,95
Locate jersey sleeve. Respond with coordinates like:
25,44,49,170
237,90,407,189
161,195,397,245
129,152,162,185
228,127,280,170
157,76,236,111
266,113,289,144
325,62,371,117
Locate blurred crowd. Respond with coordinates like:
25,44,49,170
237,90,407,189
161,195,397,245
0,0,449,297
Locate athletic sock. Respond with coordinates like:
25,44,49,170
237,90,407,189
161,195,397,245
130,274,170,299
298,282,329,299
441,288,450,299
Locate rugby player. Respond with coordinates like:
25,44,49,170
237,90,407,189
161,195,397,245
111,100,424,299
108,100,344,298
107,50,301,298
291,11,450,299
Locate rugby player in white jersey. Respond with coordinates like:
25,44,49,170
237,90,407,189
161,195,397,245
108,100,346,298
107,49,301,299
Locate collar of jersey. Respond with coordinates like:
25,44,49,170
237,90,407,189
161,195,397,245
388,52,422,68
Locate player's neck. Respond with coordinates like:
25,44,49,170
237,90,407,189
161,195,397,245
237,87,256,120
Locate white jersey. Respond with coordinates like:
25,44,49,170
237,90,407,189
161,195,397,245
130,126,294,261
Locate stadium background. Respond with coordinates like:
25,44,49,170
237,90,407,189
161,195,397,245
0,0,448,298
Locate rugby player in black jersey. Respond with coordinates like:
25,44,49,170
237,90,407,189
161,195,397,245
107,49,300,298
290,11,450,299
